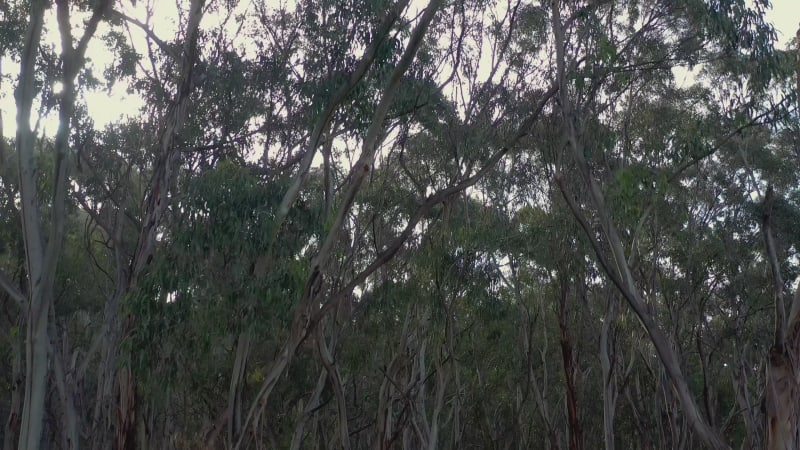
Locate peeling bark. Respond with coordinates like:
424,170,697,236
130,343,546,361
762,186,800,450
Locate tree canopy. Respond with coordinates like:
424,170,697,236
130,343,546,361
0,0,798,449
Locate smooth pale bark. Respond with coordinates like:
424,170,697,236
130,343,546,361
769,28,800,450
374,310,414,450
764,348,799,450
129,0,206,285
309,0,443,277
426,359,448,450
741,20,800,450
765,33,800,448
763,292,800,450
696,327,716,430
553,126,729,450
14,4,47,449
732,355,760,448
49,312,79,450
53,3,114,446
444,302,463,449
13,1,111,448
524,301,559,448
414,339,431,446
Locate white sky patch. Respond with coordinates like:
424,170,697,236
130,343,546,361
1,1,795,139
0,1,181,135
767,0,799,49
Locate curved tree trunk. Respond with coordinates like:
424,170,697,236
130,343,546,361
550,2,729,447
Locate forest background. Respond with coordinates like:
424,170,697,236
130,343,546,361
1,0,800,449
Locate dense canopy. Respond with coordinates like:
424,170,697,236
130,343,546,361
0,0,799,449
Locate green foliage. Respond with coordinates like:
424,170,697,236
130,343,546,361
128,162,318,391
101,30,140,89
2,0,799,448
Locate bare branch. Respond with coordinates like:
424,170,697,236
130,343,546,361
0,269,24,308
108,8,179,60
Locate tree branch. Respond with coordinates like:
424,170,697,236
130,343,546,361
108,8,178,60
273,0,412,234
762,185,787,348
0,268,24,308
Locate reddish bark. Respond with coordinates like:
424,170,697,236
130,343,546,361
559,279,583,450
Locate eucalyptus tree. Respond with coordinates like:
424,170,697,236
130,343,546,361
4,1,114,449
114,0,561,446
547,0,798,448
0,0,207,448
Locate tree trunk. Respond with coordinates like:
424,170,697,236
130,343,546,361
227,329,252,448
14,3,47,449
289,370,327,450
116,367,137,450
600,295,617,450
550,3,727,447
762,186,800,450
764,306,800,450
764,347,799,450
16,1,111,448
18,304,49,450
558,279,582,450
50,316,80,450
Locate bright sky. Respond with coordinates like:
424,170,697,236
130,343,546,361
769,0,799,49
0,1,797,137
